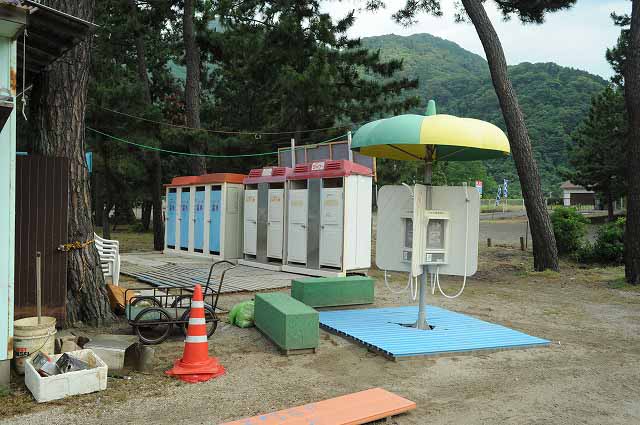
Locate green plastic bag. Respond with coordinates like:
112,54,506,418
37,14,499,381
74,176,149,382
228,300,255,328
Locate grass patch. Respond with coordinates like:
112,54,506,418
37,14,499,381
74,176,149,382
0,385,10,397
95,225,154,252
532,270,562,279
607,277,640,291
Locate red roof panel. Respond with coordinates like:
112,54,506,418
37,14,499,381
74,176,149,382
243,167,293,184
289,160,372,180
164,172,247,187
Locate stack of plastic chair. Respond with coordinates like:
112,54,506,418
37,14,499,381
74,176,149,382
94,233,121,286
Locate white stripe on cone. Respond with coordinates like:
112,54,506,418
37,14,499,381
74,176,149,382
191,301,204,308
185,335,208,343
189,318,206,325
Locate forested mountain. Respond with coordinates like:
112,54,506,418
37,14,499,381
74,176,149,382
362,33,607,196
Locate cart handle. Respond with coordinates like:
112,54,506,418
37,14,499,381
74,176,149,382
204,260,236,310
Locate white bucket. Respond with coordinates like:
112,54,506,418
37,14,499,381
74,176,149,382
13,316,57,375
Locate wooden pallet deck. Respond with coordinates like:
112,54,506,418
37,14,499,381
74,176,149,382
121,253,304,294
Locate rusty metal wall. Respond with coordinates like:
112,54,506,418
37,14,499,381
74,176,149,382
14,155,69,322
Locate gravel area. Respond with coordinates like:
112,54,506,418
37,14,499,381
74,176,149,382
1,247,639,424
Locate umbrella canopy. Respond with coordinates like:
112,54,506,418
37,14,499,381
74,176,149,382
351,101,510,162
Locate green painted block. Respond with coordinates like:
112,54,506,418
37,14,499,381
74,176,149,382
254,293,319,351
290,276,375,308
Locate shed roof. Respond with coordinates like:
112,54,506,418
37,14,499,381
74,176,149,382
1,1,97,84
165,173,247,187
560,181,587,191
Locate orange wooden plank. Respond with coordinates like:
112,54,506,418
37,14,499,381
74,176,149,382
220,388,416,425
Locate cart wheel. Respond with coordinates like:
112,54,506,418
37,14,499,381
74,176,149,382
170,295,192,308
131,296,162,308
134,307,173,345
179,305,218,338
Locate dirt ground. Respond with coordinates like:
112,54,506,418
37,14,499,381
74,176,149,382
1,246,639,424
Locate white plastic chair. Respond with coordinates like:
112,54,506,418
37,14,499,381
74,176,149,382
95,233,121,286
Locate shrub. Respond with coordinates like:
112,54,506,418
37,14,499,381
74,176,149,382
131,221,147,233
591,217,625,264
551,207,589,255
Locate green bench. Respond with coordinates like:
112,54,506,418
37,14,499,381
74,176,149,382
291,276,375,308
254,293,319,354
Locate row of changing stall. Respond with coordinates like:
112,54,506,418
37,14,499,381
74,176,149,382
164,160,373,276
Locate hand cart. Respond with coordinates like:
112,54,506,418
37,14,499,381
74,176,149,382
125,260,236,345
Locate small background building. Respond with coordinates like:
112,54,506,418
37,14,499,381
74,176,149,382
560,181,596,208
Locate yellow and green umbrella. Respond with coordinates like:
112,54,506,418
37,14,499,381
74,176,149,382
353,100,510,329
352,100,510,181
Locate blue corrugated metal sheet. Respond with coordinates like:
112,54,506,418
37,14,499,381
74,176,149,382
319,306,549,359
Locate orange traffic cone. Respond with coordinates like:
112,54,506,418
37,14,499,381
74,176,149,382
165,284,225,383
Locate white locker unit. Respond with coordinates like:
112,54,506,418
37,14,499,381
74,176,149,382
163,173,246,260
287,189,308,264
243,189,258,255
283,160,373,277
239,167,292,271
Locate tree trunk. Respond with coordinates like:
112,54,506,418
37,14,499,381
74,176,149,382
152,153,164,250
128,0,165,250
31,0,114,325
184,0,206,175
141,201,152,231
101,142,111,239
102,203,111,239
624,0,640,284
461,0,559,271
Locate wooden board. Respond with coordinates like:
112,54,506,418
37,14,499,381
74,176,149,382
220,388,416,425
106,284,134,313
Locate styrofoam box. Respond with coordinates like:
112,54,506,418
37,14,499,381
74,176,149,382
25,349,108,403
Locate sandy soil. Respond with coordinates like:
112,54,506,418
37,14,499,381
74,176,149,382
1,247,639,425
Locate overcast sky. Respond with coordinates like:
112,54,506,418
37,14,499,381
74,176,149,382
322,0,632,79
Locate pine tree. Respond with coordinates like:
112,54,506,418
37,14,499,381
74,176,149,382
374,0,579,272
211,0,419,156
622,1,640,284
569,86,627,221
30,0,114,325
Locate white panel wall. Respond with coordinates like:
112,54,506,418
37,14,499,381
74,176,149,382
0,36,16,362
223,184,243,259
355,175,372,269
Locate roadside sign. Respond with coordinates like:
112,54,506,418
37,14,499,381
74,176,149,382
475,180,483,195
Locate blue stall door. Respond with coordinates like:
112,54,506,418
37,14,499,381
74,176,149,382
166,192,177,247
194,191,205,250
209,190,221,253
180,191,190,249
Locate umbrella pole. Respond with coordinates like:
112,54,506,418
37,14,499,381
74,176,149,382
415,156,433,330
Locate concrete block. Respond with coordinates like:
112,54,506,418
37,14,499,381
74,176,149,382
84,335,139,374
254,293,318,352
291,276,374,307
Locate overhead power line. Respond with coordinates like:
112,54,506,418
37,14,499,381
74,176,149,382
92,104,355,136
87,127,350,158
88,127,278,158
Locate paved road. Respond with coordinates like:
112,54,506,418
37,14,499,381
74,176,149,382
480,210,526,220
